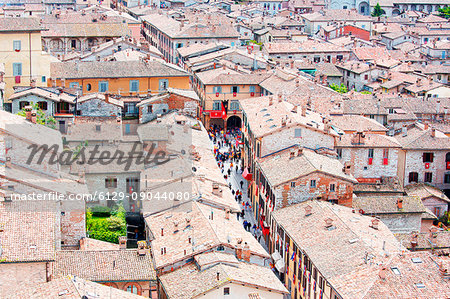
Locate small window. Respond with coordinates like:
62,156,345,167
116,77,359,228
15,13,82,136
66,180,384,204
147,105,153,113
105,178,117,188
99,81,108,93
231,86,239,93
13,40,21,51
364,74,368,80
294,128,302,138
415,283,425,289
41,76,46,83
130,80,139,92
329,184,335,192
424,172,432,183
95,125,101,132
223,287,230,295
230,101,239,110
290,182,296,188
423,153,434,163
409,172,418,183
249,86,256,93
213,86,222,94
13,63,22,76
310,180,316,188
391,267,401,275
368,149,374,158
19,101,30,110
444,173,450,184
126,284,138,294
86,83,92,91
38,101,48,111
159,79,169,91
69,82,79,88
212,101,221,110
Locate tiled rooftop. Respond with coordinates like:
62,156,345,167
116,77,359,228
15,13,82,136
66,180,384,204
54,249,156,281
352,195,426,214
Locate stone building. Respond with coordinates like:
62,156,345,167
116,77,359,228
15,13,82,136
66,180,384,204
405,183,450,218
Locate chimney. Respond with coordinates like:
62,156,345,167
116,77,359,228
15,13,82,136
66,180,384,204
431,127,436,137
268,96,273,106
343,162,353,175
216,272,220,281
289,150,296,159
379,266,387,280
290,60,294,69
410,234,418,249
292,105,298,113
324,218,334,228
397,199,403,210
304,204,312,216
173,220,179,233
119,236,127,249
242,242,251,262
402,125,407,137
212,183,222,197
137,240,146,256
161,227,164,236
236,243,243,259
371,218,380,230
295,79,300,87
301,106,307,117
277,93,282,102
424,123,429,130
234,65,238,71
5,157,12,168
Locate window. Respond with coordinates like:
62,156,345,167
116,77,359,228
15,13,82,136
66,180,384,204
230,101,239,110
126,284,138,294
424,172,432,183
223,287,230,295
38,101,47,110
13,40,21,51
212,101,221,110
337,55,343,61
231,86,239,93
445,173,450,184
41,76,46,83
99,81,108,93
388,108,394,114
71,39,77,48
423,153,434,163
368,149,374,158
364,74,369,80
434,207,441,217
105,178,117,188
213,86,222,94
329,184,335,192
69,82,79,88
336,148,342,159
310,180,316,188
12,63,22,76
391,267,401,275
231,42,235,47
294,128,302,138
409,172,418,183
159,79,169,91
249,86,255,93
19,101,30,109
382,149,389,165
313,56,320,63
95,125,101,131
130,80,139,92
86,83,92,91
291,182,296,187
147,105,153,113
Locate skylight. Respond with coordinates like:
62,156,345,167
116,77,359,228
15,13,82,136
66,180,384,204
391,267,401,275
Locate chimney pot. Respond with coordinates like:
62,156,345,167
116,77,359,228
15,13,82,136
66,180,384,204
431,127,436,138
119,236,127,249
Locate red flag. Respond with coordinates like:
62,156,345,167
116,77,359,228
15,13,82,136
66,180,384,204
221,102,227,120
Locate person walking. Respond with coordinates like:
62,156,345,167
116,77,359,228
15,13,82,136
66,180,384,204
240,180,244,189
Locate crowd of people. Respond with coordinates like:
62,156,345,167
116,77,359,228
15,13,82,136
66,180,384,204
208,124,262,242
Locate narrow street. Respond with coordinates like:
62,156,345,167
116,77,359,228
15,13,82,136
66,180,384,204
208,126,270,253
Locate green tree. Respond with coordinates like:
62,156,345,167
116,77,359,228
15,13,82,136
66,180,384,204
438,7,450,19
329,83,348,94
17,103,56,129
86,204,127,243
371,3,385,17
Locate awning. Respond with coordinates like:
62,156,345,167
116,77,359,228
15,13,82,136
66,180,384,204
275,259,285,273
242,167,253,181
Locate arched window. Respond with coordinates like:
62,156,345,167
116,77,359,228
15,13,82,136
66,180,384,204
124,282,142,295
409,172,418,183
86,83,92,91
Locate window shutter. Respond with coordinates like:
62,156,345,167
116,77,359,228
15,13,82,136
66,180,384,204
430,153,434,163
